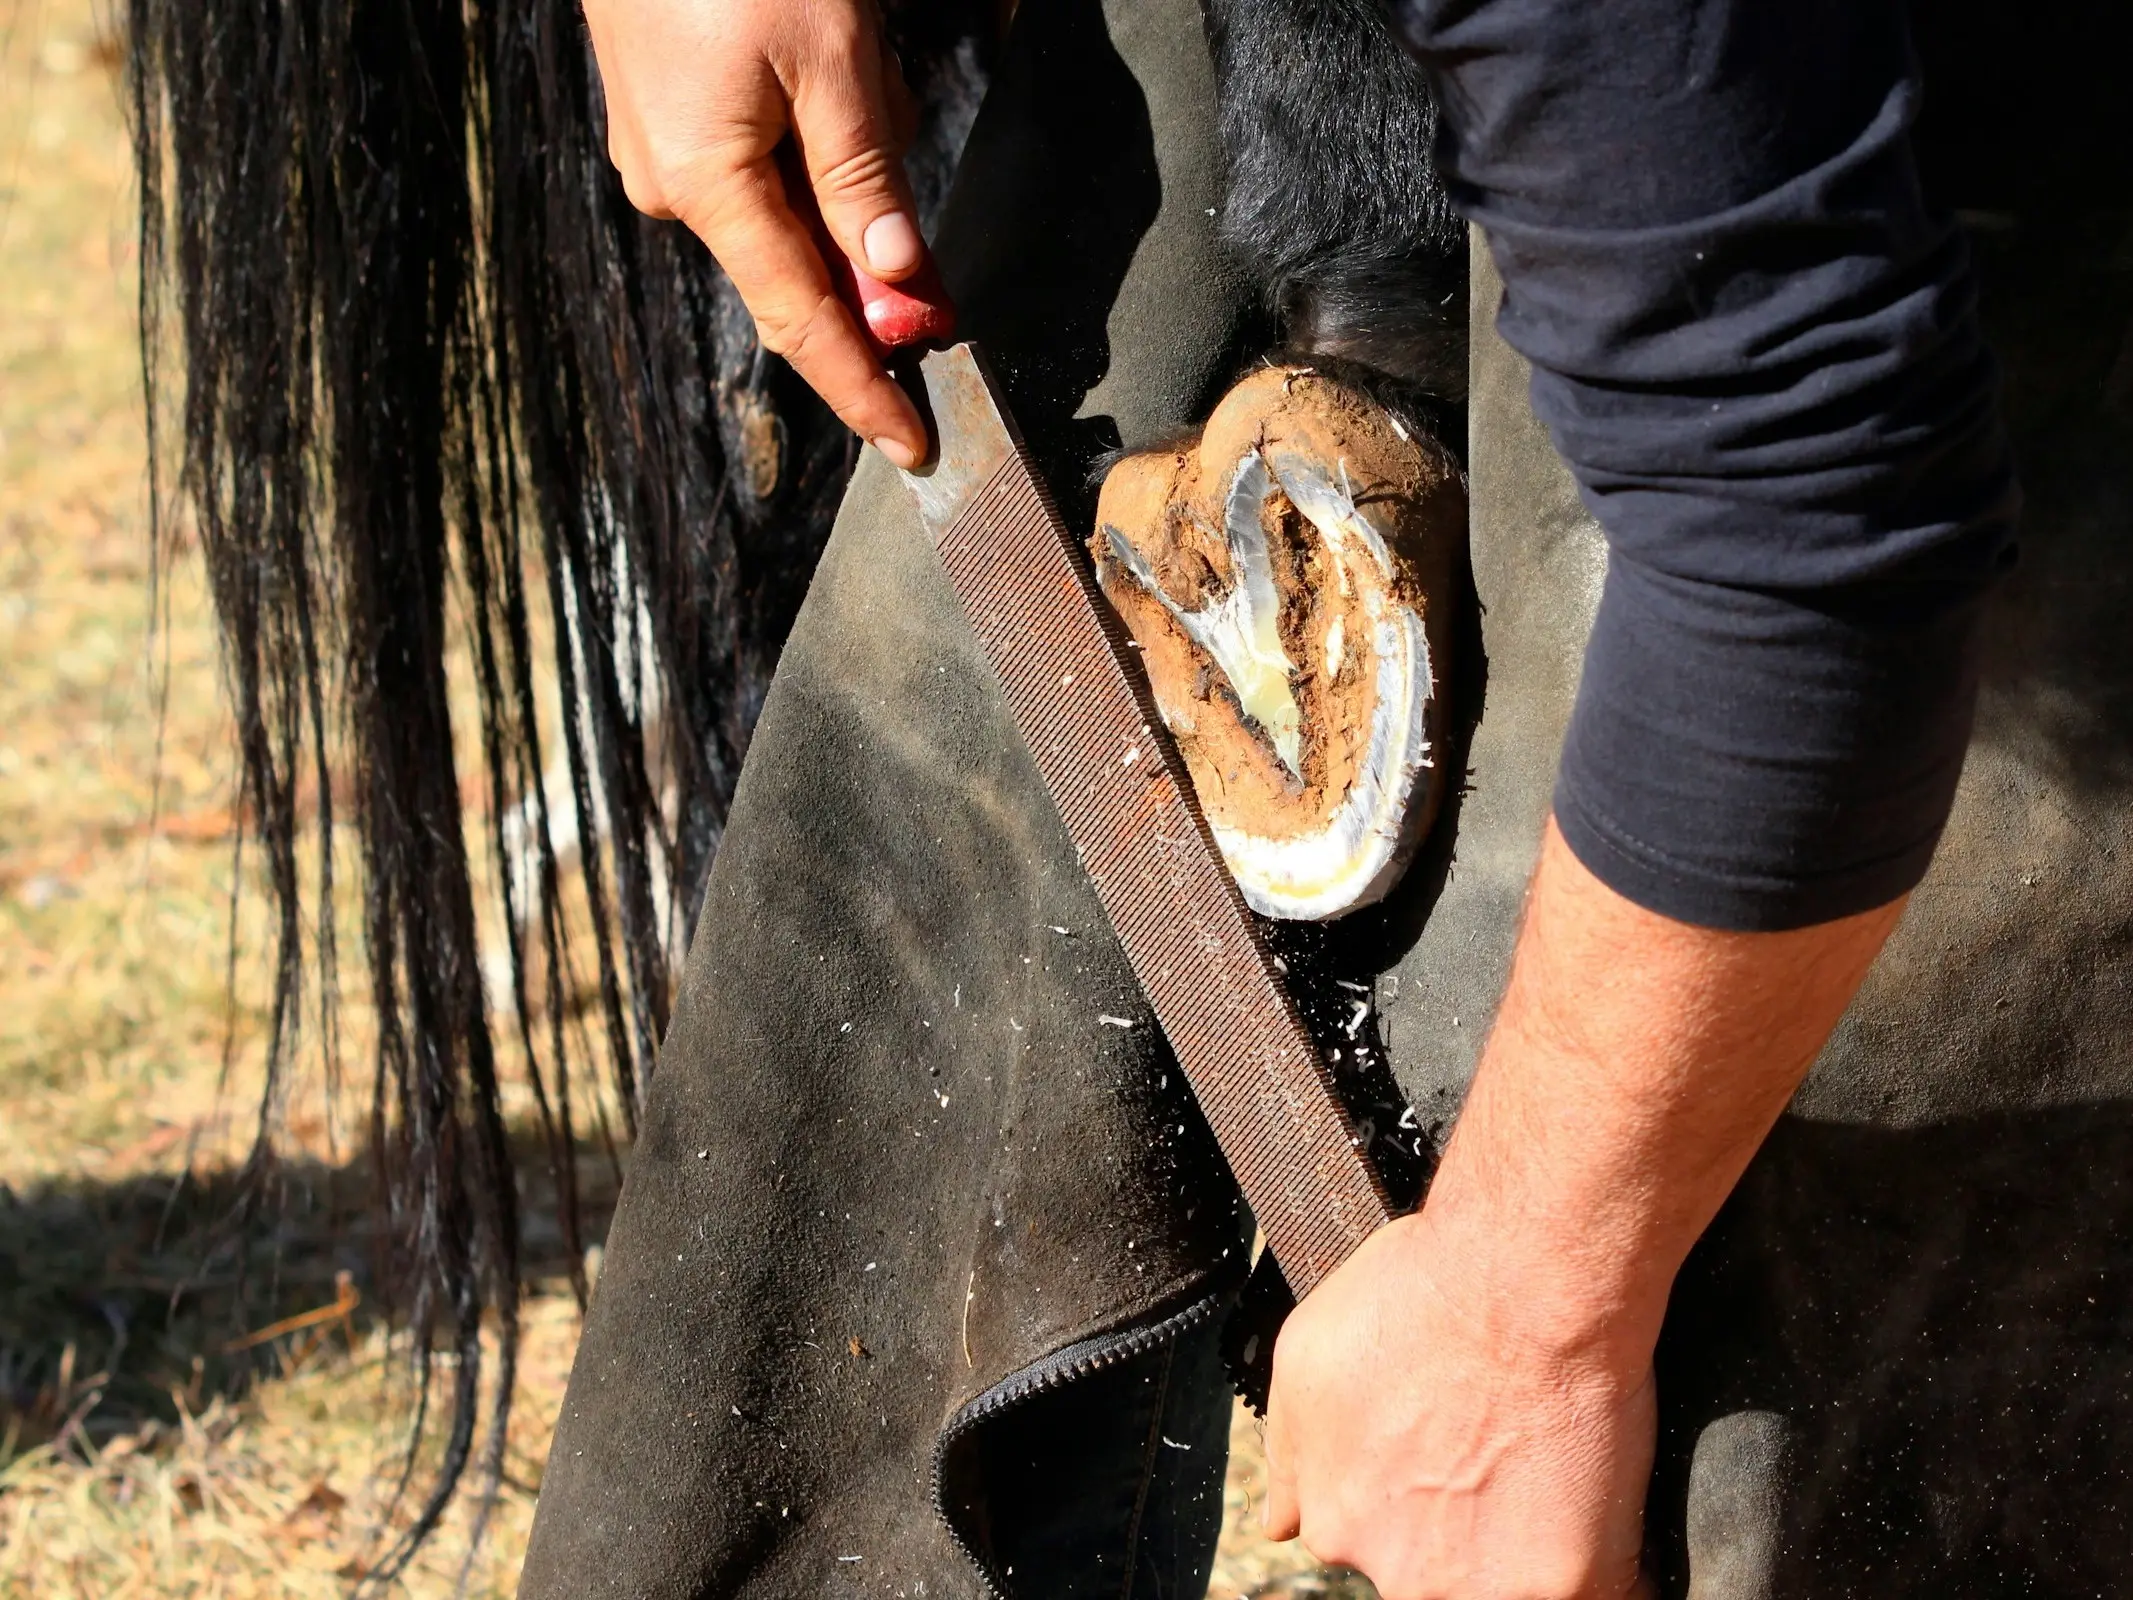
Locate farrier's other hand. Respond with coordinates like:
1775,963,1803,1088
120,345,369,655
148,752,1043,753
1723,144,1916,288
1261,1210,1656,1600
1260,820,1904,1598
583,0,930,466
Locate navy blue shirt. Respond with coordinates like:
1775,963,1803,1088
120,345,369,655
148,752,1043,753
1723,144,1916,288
1395,0,2020,930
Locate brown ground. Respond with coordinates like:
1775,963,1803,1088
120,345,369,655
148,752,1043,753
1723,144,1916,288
0,0,1361,1591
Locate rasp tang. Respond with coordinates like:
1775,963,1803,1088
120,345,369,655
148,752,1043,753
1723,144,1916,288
896,343,1395,1299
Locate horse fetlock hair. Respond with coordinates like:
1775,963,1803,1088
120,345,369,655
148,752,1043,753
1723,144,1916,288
1206,0,1470,400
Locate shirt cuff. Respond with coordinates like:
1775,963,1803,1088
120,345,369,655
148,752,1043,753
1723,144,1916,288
1549,557,1986,931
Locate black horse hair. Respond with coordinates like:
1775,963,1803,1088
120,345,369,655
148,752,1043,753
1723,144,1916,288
1203,0,1470,401
126,0,990,1575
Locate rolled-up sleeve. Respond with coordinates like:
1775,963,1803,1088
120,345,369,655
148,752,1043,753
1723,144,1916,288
1397,0,2020,929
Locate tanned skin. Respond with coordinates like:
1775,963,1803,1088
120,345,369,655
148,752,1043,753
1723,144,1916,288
1262,820,1903,1598
583,0,934,466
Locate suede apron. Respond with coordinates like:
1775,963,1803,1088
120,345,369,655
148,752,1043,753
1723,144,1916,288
521,0,2133,1593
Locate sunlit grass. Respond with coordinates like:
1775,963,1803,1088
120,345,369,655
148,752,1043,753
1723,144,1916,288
0,1303,581,1600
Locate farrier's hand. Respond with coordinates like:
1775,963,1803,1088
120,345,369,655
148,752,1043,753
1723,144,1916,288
583,0,930,465
1261,1210,1656,1600
1263,820,1905,1599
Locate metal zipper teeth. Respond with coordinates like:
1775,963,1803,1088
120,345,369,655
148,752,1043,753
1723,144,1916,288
928,1287,1231,1599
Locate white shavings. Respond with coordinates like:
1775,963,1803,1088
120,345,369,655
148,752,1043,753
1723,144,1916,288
1009,1017,1024,1032
1336,979,1370,993
1098,1014,1135,1029
1161,1436,1192,1450
863,1262,877,1272
1345,1000,1370,1037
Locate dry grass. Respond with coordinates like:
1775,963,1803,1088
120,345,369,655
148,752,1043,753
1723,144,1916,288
0,0,1364,1590
1,1,597,1588
0,1301,580,1600
0,0,239,1177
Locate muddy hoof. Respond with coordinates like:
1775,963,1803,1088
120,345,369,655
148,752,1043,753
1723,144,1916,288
1090,366,1465,920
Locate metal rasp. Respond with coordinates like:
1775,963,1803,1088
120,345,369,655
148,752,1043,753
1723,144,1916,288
894,342,1397,1300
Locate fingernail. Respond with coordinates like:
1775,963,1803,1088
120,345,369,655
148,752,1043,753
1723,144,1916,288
863,212,923,276
872,435,919,471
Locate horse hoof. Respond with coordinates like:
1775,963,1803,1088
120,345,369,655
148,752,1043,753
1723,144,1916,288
1090,366,1465,920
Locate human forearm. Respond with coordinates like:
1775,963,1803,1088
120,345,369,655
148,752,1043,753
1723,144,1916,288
1417,817,1906,1371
